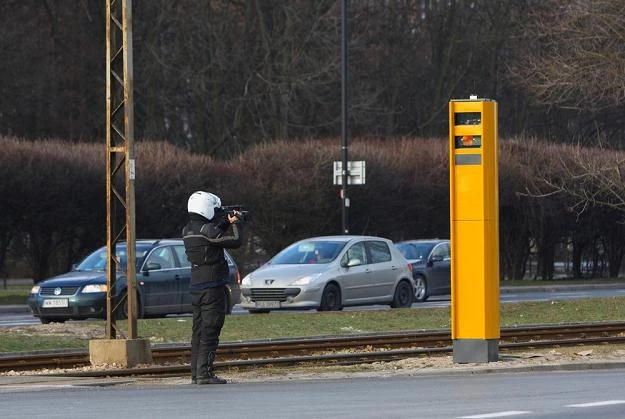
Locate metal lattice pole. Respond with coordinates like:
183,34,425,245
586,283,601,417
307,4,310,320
105,0,137,340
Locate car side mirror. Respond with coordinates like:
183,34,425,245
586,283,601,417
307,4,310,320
347,258,362,267
145,262,161,271
428,255,443,266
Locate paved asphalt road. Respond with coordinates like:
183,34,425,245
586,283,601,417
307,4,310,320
2,368,625,418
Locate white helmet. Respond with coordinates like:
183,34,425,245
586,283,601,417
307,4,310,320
187,191,222,220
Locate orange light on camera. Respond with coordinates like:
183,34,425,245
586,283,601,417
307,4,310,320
462,135,473,146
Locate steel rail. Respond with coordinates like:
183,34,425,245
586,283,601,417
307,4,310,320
2,321,625,375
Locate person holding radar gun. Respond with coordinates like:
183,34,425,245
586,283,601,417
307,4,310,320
182,191,245,384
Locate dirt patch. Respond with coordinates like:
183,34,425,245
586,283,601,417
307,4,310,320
3,322,625,383
3,346,625,384
0,322,106,340
222,346,625,383
123,345,625,386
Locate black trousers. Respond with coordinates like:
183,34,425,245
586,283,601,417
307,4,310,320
190,285,226,378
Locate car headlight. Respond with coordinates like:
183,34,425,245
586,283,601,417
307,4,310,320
82,284,108,293
30,285,40,294
241,274,251,287
291,273,322,286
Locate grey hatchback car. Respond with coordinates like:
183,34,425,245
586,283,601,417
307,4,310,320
394,239,451,302
240,235,415,313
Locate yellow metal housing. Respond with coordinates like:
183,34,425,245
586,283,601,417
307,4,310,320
449,99,500,341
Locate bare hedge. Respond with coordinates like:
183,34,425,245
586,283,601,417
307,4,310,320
1,136,623,281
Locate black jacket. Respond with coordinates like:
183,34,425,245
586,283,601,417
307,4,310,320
182,212,244,288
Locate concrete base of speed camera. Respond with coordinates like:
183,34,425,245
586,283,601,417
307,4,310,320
453,339,499,363
89,339,153,368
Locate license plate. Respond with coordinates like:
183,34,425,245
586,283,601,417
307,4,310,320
42,299,69,308
255,301,280,309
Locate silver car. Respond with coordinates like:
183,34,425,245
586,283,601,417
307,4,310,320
240,235,415,313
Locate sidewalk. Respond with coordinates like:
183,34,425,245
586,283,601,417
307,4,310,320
499,282,625,293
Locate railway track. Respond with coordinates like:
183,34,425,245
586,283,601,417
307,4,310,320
2,321,625,377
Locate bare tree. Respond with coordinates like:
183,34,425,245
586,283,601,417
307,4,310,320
524,141,625,278
134,0,344,156
511,0,625,111
0,1,104,141
532,145,625,216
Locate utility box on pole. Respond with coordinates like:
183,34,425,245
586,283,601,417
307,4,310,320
449,97,500,363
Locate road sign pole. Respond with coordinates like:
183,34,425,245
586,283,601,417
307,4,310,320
341,0,349,234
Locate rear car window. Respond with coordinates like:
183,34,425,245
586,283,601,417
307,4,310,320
174,245,191,268
367,241,392,263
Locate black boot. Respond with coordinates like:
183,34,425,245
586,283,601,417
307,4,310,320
196,372,226,385
197,352,226,385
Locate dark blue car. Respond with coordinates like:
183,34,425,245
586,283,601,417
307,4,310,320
394,239,451,302
27,239,241,323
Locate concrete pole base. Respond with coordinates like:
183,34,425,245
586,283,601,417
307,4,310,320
453,339,499,363
89,339,153,368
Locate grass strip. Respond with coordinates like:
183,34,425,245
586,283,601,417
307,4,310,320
0,285,30,305
2,296,625,354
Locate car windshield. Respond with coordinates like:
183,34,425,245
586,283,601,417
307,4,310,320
395,242,435,261
270,240,347,265
74,244,153,271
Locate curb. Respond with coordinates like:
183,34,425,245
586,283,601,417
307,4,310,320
500,283,625,294
426,360,625,376
3,360,625,388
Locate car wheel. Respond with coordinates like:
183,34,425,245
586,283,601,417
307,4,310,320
318,283,342,311
391,280,413,308
248,309,270,314
118,292,143,320
414,275,429,302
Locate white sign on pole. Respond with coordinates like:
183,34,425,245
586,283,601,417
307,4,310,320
333,161,366,185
